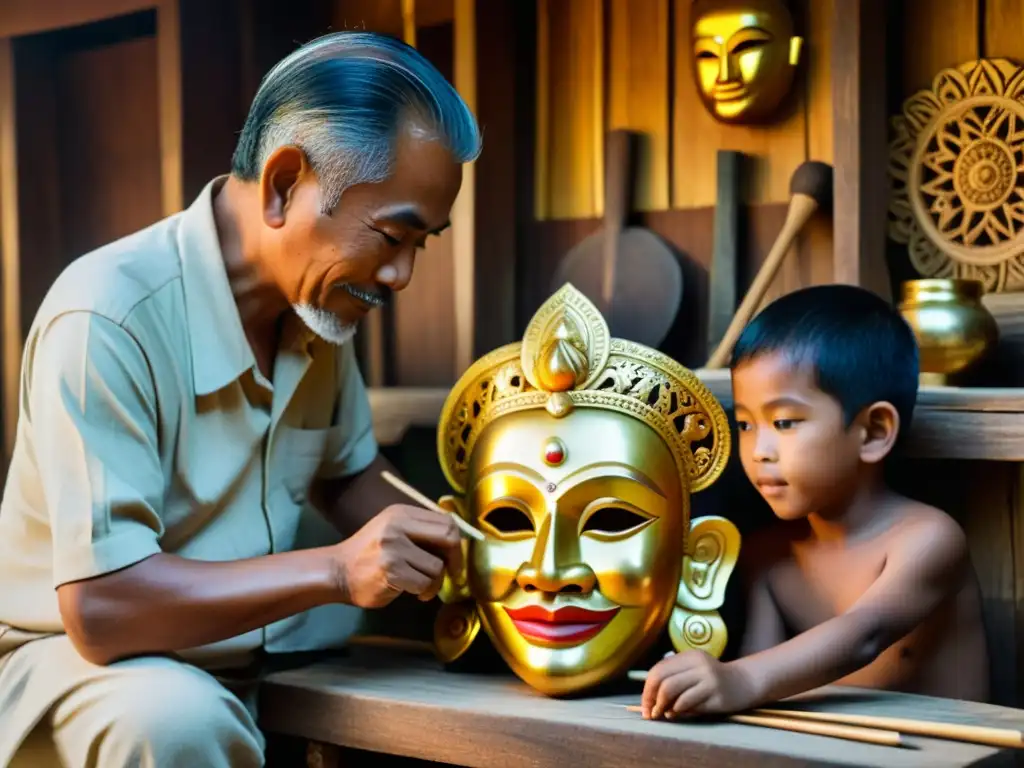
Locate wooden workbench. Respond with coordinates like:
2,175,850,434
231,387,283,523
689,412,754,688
259,649,1024,767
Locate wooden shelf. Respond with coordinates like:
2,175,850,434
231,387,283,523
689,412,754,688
368,371,1024,461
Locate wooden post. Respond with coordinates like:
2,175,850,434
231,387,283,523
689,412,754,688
157,0,183,216
451,0,476,376
0,37,19,463
470,0,533,355
830,0,892,303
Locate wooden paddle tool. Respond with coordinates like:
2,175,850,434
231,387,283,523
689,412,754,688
551,130,683,349
704,160,833,369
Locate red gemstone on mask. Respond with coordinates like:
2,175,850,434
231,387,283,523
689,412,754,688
543,439,566,466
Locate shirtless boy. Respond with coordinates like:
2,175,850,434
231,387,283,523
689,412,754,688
642,284,989,720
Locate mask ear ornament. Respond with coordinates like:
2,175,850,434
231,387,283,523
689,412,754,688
670,515,742,657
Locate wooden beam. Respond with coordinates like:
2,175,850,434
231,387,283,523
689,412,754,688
0,0,156,39
173,0,247,204
451,0,476,376
469,0,533,356
156,0,183,215
830,0,892,302
0,37,19,462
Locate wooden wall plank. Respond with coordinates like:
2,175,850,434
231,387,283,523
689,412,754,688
177,0,246,205
13,35,63,339
1013,465,1024,710
962,463,1018,706
534,0,550,220
0,0,155,39
831,0,891,301
804,0,833,165
535,0,603,220
391,19,458,386
471,0,531,357
57,35,163,256
157,0,183,215
607,0,670,212
0,38,19,461
983,0,1024,60
451,0,475,376
332,0,453,35
792,0,835,300
901,0,978,100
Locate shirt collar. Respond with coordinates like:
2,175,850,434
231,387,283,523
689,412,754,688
177,177,320,397
177,177,259,396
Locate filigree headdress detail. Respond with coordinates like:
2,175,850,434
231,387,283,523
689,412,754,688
437,284,730,495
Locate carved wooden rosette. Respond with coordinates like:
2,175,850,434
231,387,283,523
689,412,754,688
889,58,1024,292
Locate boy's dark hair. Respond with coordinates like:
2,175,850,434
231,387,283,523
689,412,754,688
730,284,920,434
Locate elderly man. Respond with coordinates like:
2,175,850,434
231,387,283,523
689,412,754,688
0,31,480,767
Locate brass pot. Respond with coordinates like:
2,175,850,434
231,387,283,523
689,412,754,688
897,279,998,385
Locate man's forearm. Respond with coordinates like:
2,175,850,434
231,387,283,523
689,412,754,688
58,549,339,665
731,609,885,704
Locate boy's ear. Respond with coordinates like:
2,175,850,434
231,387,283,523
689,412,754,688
858,401,900,464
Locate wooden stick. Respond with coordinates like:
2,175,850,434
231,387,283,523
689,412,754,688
621,706,903,747
730,713,904,747
380,471,485,541
755,708,1024,750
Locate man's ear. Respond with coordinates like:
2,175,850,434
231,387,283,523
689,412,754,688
259,145,309,228
859,401,900,464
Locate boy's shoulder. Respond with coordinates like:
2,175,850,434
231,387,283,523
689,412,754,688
740,495,967,579
879,494,968,561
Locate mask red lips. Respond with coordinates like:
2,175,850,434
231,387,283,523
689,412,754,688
503,605,620,645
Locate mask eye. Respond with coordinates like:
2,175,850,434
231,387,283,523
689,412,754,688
581,506,651,537
480,506,535,536
731,39,767,55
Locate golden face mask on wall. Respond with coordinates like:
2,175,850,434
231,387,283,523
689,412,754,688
691,0,803,124
433,284,741,695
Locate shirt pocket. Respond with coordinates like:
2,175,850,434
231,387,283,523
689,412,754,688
278,425,348,505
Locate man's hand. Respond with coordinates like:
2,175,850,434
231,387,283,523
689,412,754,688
641,650,760,720
332,504,465,608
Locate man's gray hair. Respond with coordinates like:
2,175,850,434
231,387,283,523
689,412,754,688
231,31,482,212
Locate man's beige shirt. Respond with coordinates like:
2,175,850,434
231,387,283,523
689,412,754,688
0,177,378,666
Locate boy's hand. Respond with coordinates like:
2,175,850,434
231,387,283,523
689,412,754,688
641,651,759,720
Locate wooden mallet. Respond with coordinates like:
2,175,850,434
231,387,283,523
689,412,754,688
705,161,834,369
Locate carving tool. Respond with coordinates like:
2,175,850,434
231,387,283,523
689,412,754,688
381,470,485,541
705,161,834,369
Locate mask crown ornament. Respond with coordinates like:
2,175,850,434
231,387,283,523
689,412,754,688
690,0,804,125
434,284,741,696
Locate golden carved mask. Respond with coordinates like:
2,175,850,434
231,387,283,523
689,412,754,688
691,0,803,124
433,284,741,695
